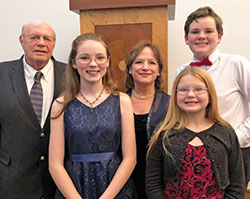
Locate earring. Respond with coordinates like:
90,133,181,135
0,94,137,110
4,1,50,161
72,64,77,70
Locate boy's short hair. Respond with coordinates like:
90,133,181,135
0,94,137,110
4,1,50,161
184,6,223,36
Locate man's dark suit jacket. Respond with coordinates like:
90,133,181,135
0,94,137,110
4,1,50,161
0,56,66,199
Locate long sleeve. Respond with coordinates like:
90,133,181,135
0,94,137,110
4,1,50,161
224,130,246,198
232,55,250,147
145,136,166,199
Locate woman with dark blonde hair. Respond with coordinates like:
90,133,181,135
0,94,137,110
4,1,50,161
49,33,137,199
146,67,245,198
125,40,170,198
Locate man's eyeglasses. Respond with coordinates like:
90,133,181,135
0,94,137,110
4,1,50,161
76,56,108,65
176,87,208,95
23,34,55,44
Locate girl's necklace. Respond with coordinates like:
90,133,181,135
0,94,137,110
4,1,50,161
80,87,104,112
132,89,154,100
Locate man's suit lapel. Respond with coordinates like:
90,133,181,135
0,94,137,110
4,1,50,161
9,58,40,129
53,60,65,101
42,59,65,130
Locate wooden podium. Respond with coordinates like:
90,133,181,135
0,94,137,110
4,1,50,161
246,187,250,199
69,0,175,92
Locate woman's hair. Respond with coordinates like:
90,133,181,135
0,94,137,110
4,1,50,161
184,6,223,36
147,67,230,155
55,33,118,117
124,40,165,91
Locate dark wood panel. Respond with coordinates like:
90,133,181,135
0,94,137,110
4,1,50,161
70,0,175,11
246,188,250,199
95,23,152,92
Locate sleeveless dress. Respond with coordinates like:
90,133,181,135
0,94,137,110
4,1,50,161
165,144,224,199
55,95,137,199
131,113,148,199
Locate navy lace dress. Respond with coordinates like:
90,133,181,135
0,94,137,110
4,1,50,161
55,95,137,199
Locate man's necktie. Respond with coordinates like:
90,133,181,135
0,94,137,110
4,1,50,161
190,57,213,67
30,72,43,124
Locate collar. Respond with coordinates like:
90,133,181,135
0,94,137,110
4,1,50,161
191,49,220,66
23,56,53,82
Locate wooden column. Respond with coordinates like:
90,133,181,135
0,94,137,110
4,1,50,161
70,0,175,92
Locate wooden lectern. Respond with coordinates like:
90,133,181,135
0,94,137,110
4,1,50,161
246,188,250,199
69,0,175,92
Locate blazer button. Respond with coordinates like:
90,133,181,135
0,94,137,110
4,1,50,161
40,156,45,161
40,132,45,137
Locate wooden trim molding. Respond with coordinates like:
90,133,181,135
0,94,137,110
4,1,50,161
70,0,175,11
69,1,176,92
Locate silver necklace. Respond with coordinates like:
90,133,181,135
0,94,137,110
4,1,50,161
80,87,104,112
132,90,154,100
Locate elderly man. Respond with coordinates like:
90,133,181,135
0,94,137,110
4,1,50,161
0,21,66,199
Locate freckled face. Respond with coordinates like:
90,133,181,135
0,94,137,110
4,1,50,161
130,47,159,87
185,16,222,60
177,74,209,116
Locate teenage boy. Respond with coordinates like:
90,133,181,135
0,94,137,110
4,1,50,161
175,6,250,187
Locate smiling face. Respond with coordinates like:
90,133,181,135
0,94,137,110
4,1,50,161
185,16,222,60
177,74,209,117
19,21,56,70
129,47,159,88
73,39,109,85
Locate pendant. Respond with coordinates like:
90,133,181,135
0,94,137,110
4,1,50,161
79,87,104,113
90,104,94,113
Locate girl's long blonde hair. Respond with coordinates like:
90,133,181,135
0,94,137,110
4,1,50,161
147,67,230,155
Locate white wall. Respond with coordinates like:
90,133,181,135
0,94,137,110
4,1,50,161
0,0,80,63
168,0,250,92
0,0,249,92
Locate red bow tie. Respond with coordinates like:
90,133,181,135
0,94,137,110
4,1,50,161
190,57,212,67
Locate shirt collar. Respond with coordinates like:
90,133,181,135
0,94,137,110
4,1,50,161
191,49,220,65
208,49,220,64
23,56,53,82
